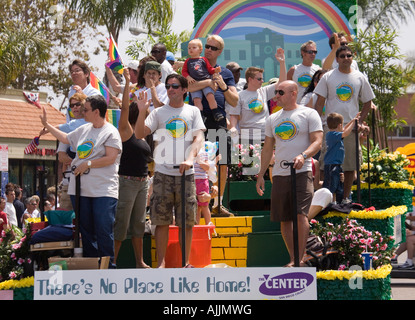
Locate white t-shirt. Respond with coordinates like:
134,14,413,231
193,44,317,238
5,202,17,226
292,63,321,103
265,106,323,176
229,84,276,141
160,59,176,83
67,122,122,198
314,68,375,125
145,103,206,176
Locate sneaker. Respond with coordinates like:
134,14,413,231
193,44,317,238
341,198,352,205
211,205,234,217
398,261,415,270
212,109,225,122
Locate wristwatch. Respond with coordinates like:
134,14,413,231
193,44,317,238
301,152,308,160
87,160,92,168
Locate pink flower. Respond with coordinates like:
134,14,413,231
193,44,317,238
9,272,16,279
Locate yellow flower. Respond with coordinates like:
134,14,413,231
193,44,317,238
352,181,414,191
0,277,34,290
323,205,407,220
317,265,392,280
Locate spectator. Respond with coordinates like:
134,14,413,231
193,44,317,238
256,80,323,267
0,198,9,232
40,94,122,268
4,188,17,227
13,185,25,228
22,196,40,224
135,74,206,268
287,40,320,103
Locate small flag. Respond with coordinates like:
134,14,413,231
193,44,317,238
24,136,40,154
23,91,41,109
109,34,123,63
89,72,111,104
105,57,124,75
106,109,121,128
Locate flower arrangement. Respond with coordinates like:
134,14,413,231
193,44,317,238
0,224,33,282
360,145,410,185
309,218,394,271
228,143,263,181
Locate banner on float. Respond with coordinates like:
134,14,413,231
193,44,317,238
34,267,317,300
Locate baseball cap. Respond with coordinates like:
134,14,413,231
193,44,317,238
166,51,175,62
226,62,243,72
127,60,140,71
145,61,161,73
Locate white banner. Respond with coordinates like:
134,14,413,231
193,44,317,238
0,145,8,172
34,267,317,300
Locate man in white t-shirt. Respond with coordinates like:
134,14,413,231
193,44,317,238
256,80,323,267
135,74,206,268
287,40,321,103
229,48,286,143
151,43,176,83
322,32,359,71
4,188,17,227
314,45,375,203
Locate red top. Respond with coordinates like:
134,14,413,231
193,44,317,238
0,211,8,233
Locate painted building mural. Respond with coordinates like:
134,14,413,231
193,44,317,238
184,0,356,81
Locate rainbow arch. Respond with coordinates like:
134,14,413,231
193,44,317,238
191,0,354,39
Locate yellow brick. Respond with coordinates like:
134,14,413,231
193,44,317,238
213,217,247,227
215,227,239,234
237,227,252,234
211,248,224,260
211,237,230,248
224,247,247,260
245,217,253,227
230,236,247,247
236,259,247,267
211,259,237,267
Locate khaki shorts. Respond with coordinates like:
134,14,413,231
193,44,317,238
319,125,362,171
270,171,314,222
150,172,197,227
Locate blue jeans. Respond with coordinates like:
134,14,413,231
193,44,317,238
71,196,117,267
323,164,343,196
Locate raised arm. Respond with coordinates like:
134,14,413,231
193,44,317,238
134,91,152,140
39,107,69,144
118,68,134,141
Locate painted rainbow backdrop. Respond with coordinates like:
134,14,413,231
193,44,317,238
191,0,353,39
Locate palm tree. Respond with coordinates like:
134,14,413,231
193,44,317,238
0,24,49,90
67,0,174,42
358,0,415,34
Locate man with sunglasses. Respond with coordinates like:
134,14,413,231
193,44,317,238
322,32,359,71
188,35,239,217
256,80,323,267
287,40,320,103
151,43,176,83
135,74,206,267
314,45,375,204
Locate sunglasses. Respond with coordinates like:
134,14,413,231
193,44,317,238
304,50,318,55
339,53,353,59
205,44,220,51
165,83,181,90
69,102,82,108
274,89,292,96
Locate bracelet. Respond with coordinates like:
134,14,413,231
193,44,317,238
222,86,229,92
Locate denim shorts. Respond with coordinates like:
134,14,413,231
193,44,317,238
323,164,344,195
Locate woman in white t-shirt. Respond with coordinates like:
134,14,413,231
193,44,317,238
300,69,327,108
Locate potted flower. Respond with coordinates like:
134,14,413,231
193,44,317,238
309,218,394,300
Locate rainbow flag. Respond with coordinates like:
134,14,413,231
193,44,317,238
105,56,124,74
109,34,122,63
106,109,121,128
89,72,110,104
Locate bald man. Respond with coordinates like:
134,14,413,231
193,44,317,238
256,80,323,267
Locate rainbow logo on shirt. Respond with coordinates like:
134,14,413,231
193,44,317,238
275,121,297,141
77,140,94,159
166,118,188,139
248,99,264,113
298,74,312,88
336,84,353,102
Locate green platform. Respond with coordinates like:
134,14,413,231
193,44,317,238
247,231,290,267
116,234,152,268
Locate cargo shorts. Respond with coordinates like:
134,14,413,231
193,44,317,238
150,171,197,228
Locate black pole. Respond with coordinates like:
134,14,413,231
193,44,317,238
38,169,46,221
355,120,361,204
371,108,376,146
75,174,81,249
367,134,371,207
181,171,186,267
283,161,299,267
